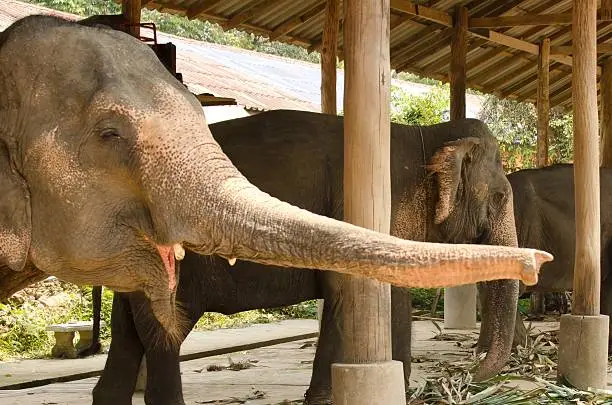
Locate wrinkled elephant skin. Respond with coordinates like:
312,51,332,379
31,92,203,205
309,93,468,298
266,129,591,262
93,110,525,405
509,164,612,347
0,16,550,341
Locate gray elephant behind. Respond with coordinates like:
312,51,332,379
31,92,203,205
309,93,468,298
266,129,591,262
93,110,522,405
509,164,612,346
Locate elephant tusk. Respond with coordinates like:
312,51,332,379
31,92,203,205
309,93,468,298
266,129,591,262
228,257,237,266
173,244,185,261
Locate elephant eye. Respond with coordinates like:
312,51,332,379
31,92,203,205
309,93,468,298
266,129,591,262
100,129,121,139
492,191,506,208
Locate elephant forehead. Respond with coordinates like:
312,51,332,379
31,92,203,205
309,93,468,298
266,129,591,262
27,128,89,203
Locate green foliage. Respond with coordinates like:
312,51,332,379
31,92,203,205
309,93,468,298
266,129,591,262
23,0,320,64
0,284,113,360
390,84,450,126
411,288,443,312
478,94,573,173
194,300,318,331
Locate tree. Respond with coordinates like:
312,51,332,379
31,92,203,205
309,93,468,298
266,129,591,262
478,94,573,173
390,84,450,126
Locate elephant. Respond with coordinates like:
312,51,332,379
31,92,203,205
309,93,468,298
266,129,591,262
509,164,612,346
92,109,532,405
0,15,550,345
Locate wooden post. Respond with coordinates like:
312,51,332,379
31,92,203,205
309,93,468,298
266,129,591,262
122,0,141,38
537,38,550,167
449,6,468,121
601,58,612,167
558,0,609,390
445,5,477,330
321,0,339,115
331,0,405,403
572,0,600,317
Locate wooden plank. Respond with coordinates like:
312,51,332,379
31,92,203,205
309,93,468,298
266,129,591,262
552,44,612,55
572,0,601,316
122,0,141,38
223,0,279,30
536,38,550,167
270,3,326,41
470,13,573,28
340,0,391,367
603,0,612,21
600,58,612,167
450,6,468,121
194,94,237,106
470,29,539,55
186,0,224,20
321,0,339,115
390,0,452,27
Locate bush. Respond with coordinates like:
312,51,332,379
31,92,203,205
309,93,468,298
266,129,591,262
390,84,450,126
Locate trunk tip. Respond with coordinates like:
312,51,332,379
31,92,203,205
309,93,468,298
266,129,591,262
521,249,553,286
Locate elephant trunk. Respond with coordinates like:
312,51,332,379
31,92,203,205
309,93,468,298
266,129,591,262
155,136,552,287
474,186,521,381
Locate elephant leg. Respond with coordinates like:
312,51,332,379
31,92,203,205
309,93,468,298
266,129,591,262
513,310,528,347
305,272,342,405
127,294,196,405
600,276,612,352
305,275,412,404
391,286,411,391
92,292,144,405
475,283,492,353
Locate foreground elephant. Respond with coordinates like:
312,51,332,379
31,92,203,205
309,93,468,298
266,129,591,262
0,16,550,340
93,110,529,405
509,164,612,346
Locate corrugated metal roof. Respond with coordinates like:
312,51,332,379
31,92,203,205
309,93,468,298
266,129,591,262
133,0,612,111
0,0,319,112
0,0,484,115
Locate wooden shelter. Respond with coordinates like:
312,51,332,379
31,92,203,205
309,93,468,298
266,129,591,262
118,0,610,396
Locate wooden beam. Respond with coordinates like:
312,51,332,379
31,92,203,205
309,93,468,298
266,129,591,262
270,3,326,41
223,0,279,30
186,0,223,20
390,0,452,27
603,0,612,21
321,0,339,115
552,44,612,54
536,38,550,167
572,0,601,316
146,1,314,48
450,6,468,121
600,57,612,167
470,13,573,28
122,0,141,38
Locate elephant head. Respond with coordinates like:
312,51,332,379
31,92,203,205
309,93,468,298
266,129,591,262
0,16,551,340
426,126,521,380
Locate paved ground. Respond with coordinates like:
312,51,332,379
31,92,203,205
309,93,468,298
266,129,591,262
0,319,604,404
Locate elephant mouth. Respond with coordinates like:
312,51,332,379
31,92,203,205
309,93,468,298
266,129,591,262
153,243,184,291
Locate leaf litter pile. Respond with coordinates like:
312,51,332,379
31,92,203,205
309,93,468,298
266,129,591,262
407,321,612,404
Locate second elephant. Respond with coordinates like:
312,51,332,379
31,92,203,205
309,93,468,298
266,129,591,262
510,164,612,346
93,110,521,405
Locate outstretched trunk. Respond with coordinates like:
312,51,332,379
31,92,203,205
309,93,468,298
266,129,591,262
475,189,520,381
138,133,550,289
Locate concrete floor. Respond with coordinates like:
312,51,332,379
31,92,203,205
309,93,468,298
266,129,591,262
0,320,606,404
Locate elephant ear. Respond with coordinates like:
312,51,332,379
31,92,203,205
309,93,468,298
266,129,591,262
0,142,31,271
427,137,481,224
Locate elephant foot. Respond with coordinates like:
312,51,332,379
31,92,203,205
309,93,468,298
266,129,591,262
304,388,332,405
